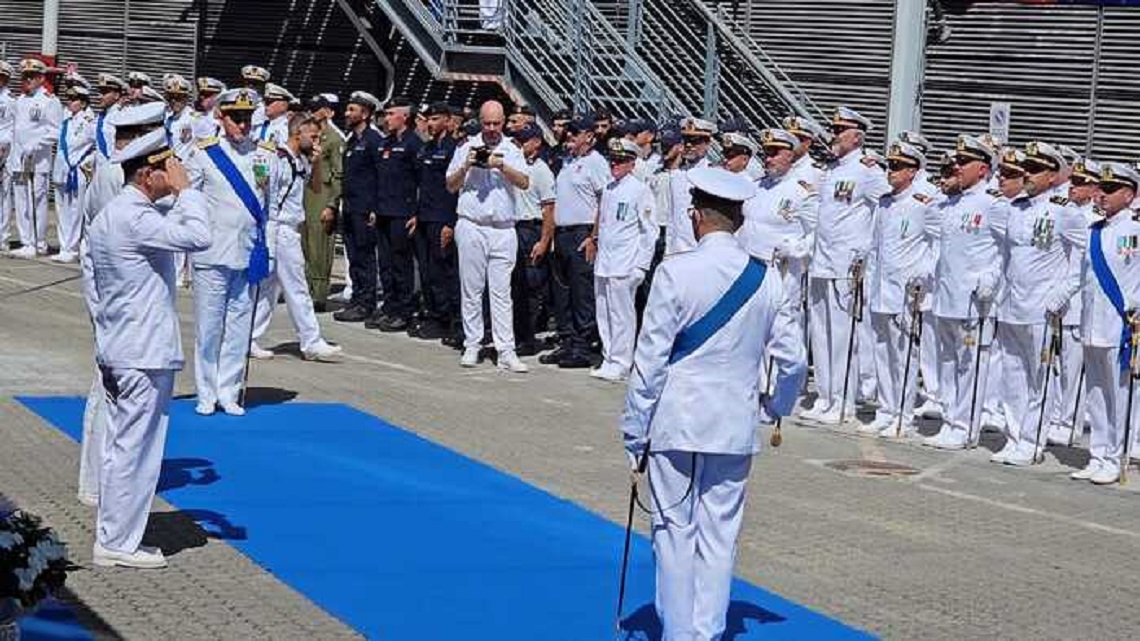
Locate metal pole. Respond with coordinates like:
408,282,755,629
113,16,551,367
42,0,60,57
702,19,719,120
886,0,928,143
572,0,587,113
625,0,641,56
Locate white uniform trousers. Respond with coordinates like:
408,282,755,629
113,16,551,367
0,167,11,245
12,172,48,251
981,333,1005,429
650,450,752,641
97,368,173,553
595,273,643,376
455,217,517,353
1048,325,1086,441
935,315,995,440
55,175,87,255
919,312,940,408
857,308,877,402
192,265,253,406
1084,346,1137,475
78,367,107,502
870,312,919,426
808,277,859,414
252,224,323,352
994,322,1050,455
760,265,807,396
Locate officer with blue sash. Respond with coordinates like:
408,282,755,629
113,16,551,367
621,166,806,640
51,85,95,263
92,74,127,167
1072,163,1140,485
184,88,277,417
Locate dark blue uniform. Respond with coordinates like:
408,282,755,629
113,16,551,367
336,125,384,317
371,127,423,328
413,135,460,336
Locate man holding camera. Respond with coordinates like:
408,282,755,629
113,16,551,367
446,100,531,372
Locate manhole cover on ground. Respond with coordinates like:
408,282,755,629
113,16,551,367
825,459,920,477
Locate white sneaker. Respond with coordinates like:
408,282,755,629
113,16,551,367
857,415,889,435
816,407,849,425
590,364,624,382
220,401,245,417
77,493,98,507
877,418,915,439
93,542,167,569
9,246,35,259
195,401,216,416
1070,461,1100,481
51,250,77,263
989,440,1018,464
1004,444,1041,467
925,429,966,450
460,347,479,368
302,341,343,362
1090,466,1121,485
249,343,275,360
497,351,529,373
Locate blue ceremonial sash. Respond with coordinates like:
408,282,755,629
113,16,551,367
1090,221,1132,371
668,257,767,365
96,112,109,159
203,142,271,285
164,114,175,147
59,119,93,198
258,122,269,142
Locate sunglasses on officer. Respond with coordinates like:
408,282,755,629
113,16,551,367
954,155,983,168
1100,182,1132,195
1020,160,1055,175
224,111,253,125
830,124,857,136
999,168,1025,180
887,160,917,173
682,134,710,146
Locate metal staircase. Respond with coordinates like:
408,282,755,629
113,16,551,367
378,0,822,128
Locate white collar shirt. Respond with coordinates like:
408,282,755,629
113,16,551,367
595,173,657,278
866,184,939,314
554,149,610,227
447,133,527,225
1081,210,1140,348
810,147,891,278
931,181,1009,319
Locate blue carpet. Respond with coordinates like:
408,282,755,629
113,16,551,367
19,396,872,640
18,599,92,640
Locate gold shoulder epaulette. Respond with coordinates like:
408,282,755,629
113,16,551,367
1050,194,1070,206
197,136,219,149
797,180,816,192
913,193,932,204
986,188,1001,198
258,140,277,153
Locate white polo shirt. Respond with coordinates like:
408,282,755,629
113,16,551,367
448,133,527,225
513,156,556,222
554,149,610,227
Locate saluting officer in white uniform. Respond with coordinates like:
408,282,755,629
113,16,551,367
781,115,828,189
1047,159,1103,445
88,129,211,568
76,103,169,508
924,135,1008,450
988,142,1086,466
249,116,343,362
162,75,196,160
1071,163,1140,485
255,83,293,146
51,85,96,263
192,77,226,142
0,61,15,248
803,107,890,424
861,142,938,438
92,74,128,167
666,118,715,256
125,71,151,105
6,59,62,258
184,88,277,416
621,166,806,641
591,138,657,382
241,65,271,129
737,128,818,393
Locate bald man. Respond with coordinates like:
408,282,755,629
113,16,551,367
446,101,531,372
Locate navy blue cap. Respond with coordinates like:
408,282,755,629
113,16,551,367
659,128,682,148
566,116,596,134
512,123,542,142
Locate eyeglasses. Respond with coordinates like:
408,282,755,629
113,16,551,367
830,124,855,136
954,155,981,168
1101,182,1131,195
1070,176,1095,187
682,135,709,146
723,148,751,160
1021,160,1054,175
761,147,785,158
887,160,916,172
998,169,1024,180
225,112,253,125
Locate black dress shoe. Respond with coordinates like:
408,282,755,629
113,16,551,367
515,341,539,357
415,319,449,340
377,315,409,332
364,309,386,329
333,305,370,323
557,352,593,369
313,302,327,313
538,348,565,365
441,333,464,350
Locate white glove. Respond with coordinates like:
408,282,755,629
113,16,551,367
905,275,926,298
1045,291,1070,318
626,449,640,472
974,272,998,305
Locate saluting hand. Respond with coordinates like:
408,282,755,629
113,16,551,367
164,157,190,195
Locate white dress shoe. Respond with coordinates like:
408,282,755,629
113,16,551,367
913,399,942,419
77,493,98,507
989,441,1018,464
816,408,847,425
857,417,888,435
459,347,479,368
1070,461,1100,481
302,341,343,362
51,250,77,263
249,343,275,360
220,401,246,416
878,419,915,439
9,246,35,259
590,364,625,382
1003,446,1041,467
497,351,529,373
927,430,967,450
195,401,216,416
1090,467,1121,485
93,542,167,569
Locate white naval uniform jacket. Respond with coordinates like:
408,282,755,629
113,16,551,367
810,148,890,278
866,185,939,315
89,186,211,370
185,136,276,269
621,232,808,455
266,146,310,262
737,169,818,263
191,110,222,142
666,158,710,255
595,173,657,278
5,86,62,174
51,108,96,187
998,191,1086,325
165,106,197,160
256,114,289,147
1064,201,1102,326
931,181,1009,320
0,88,14,164
92,104,121,165
79,162,127,318
790,154,824,189
1080,210,1140,349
